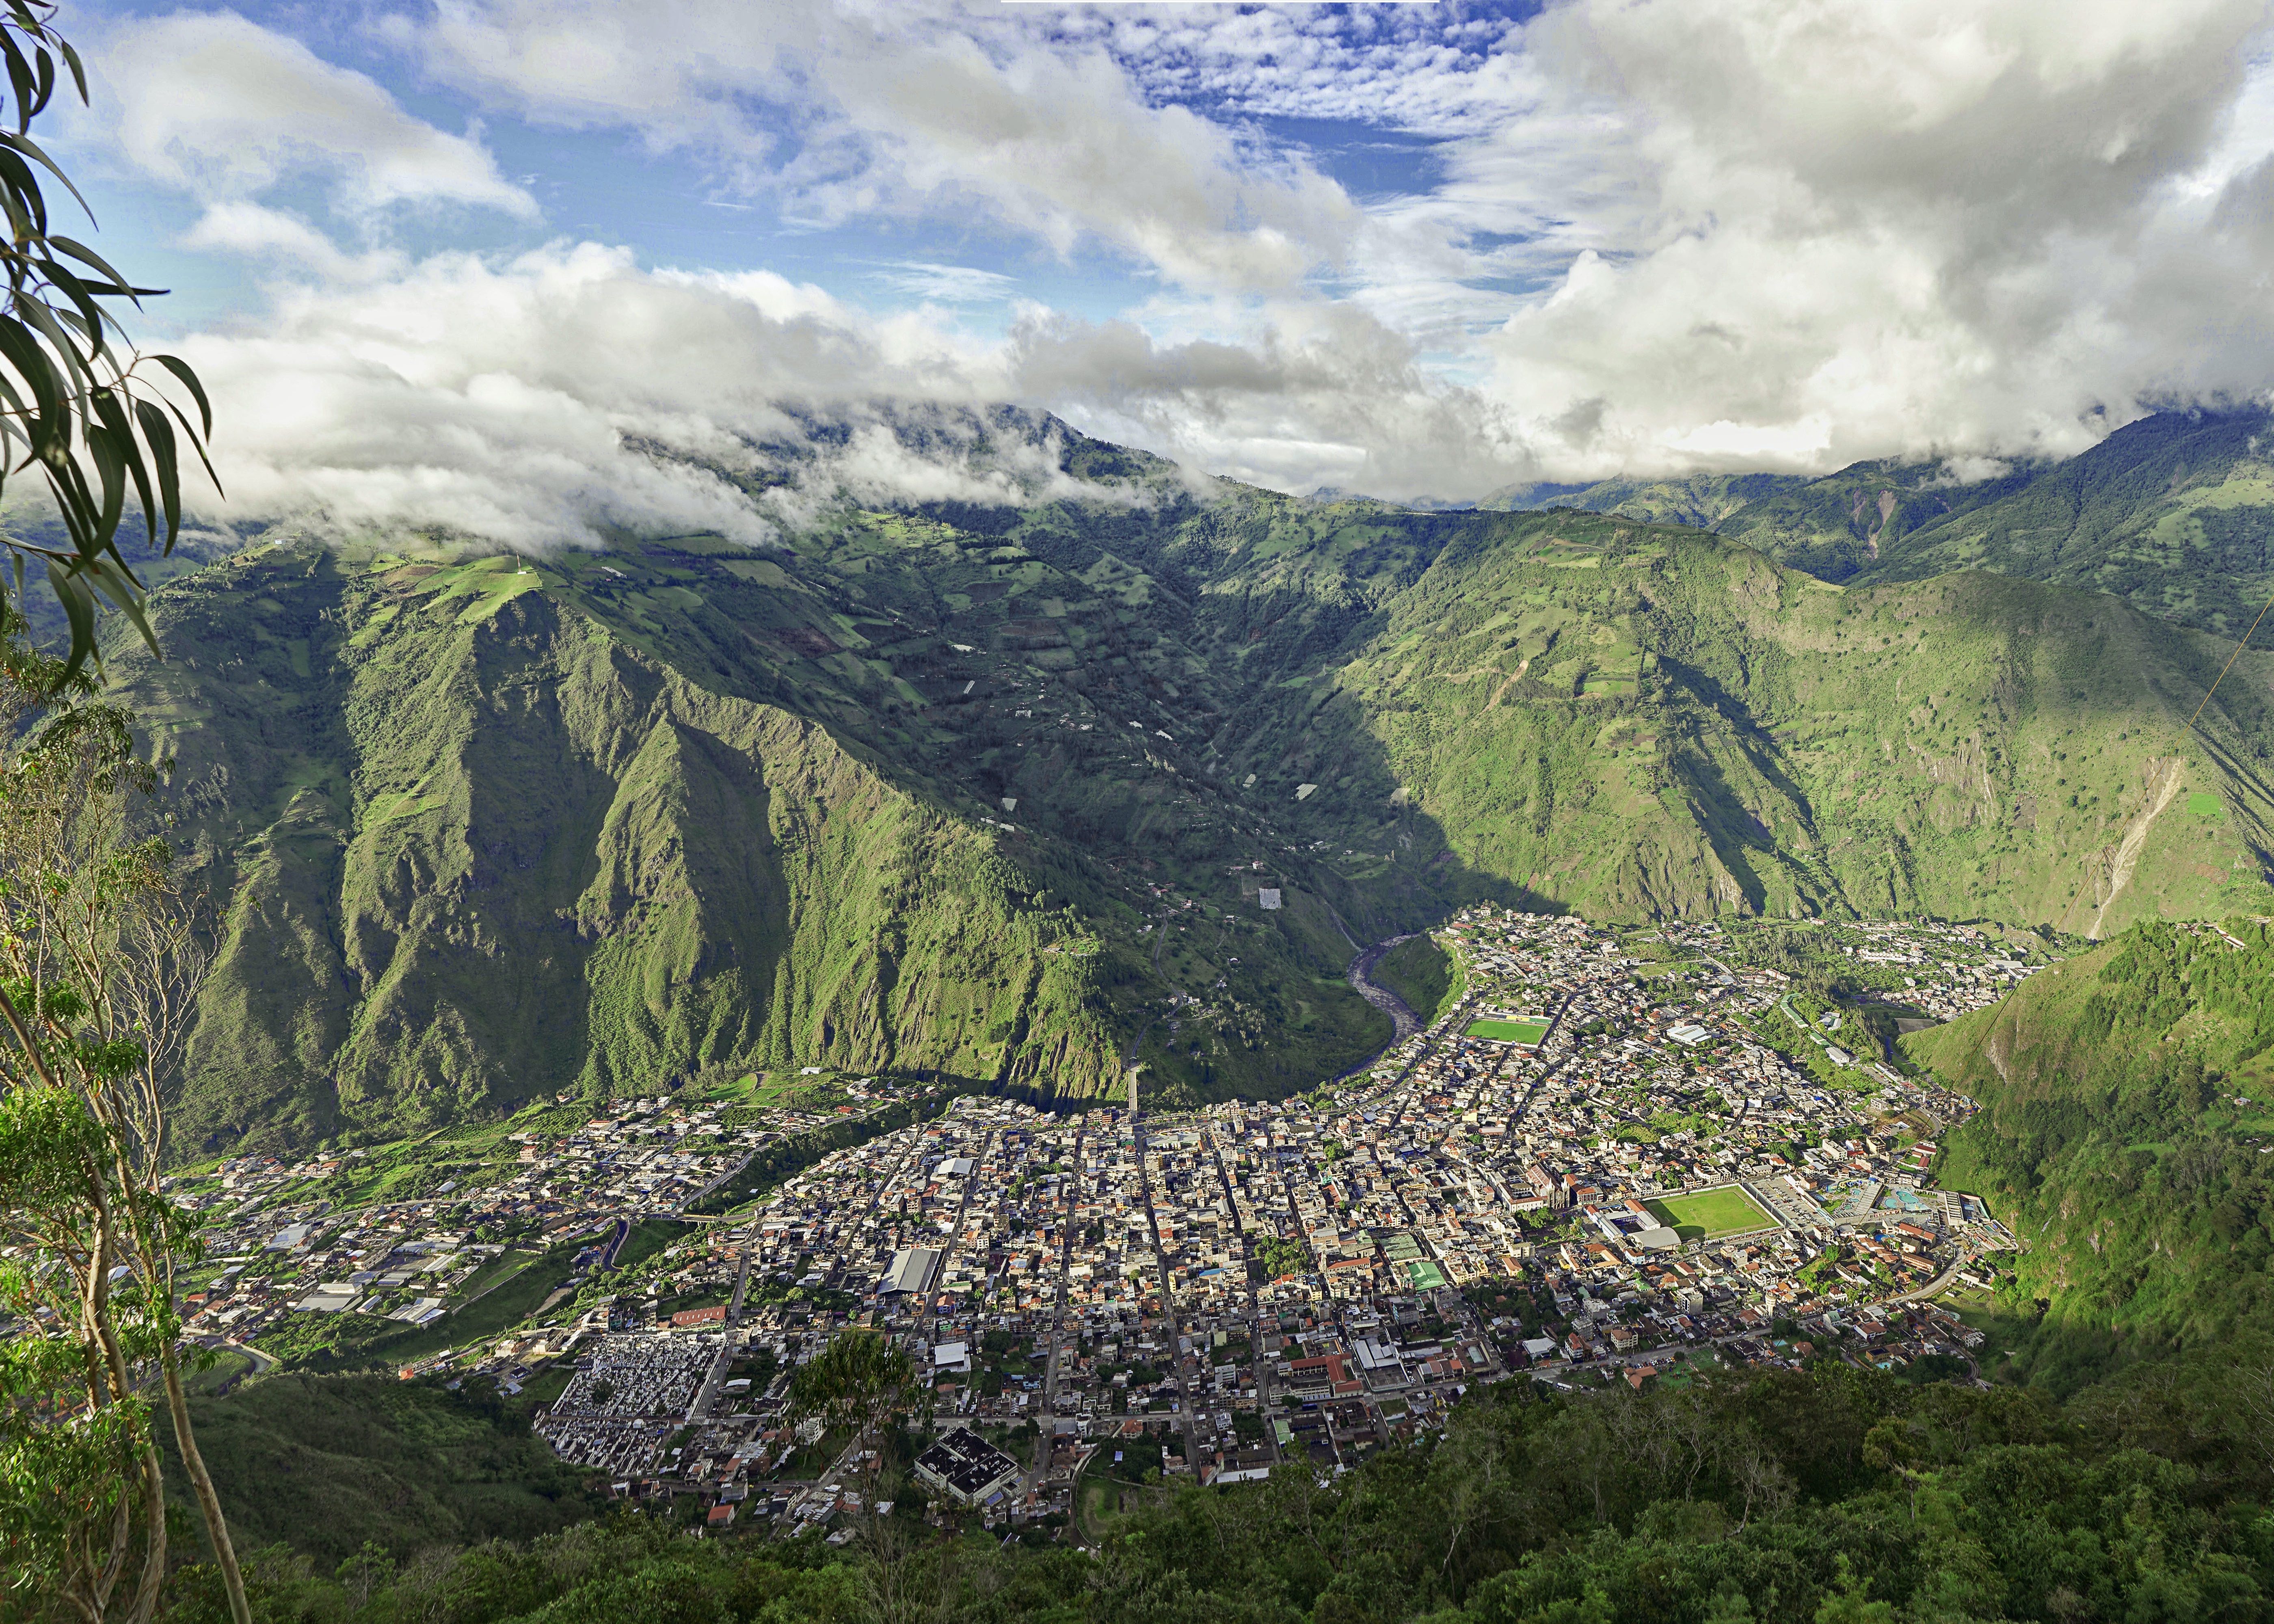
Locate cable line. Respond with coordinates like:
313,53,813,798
2185,590,2274,731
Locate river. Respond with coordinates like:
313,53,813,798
1345,934,1423,1043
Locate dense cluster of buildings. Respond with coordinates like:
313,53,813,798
156,907,2050,1536
521,911,2043,1530
1323,914,2035,1343
537,1331,733,1478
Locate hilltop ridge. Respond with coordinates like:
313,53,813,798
111,443,2274,1149
1470,406,2274,641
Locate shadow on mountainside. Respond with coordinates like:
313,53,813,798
106,482,2274,1151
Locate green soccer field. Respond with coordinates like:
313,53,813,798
1646,1186,1775,1239
1465,1018,1550,1045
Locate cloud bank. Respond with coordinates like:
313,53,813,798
83,0,2274,540
171,246,1222,549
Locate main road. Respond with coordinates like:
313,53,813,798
1024,1118,1090,1505
915,1129,996,1345
1200,1121,1280,1463
1131,1105,1206,1475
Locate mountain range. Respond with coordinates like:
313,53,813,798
91,407,2274,1150
1492,406,2274,642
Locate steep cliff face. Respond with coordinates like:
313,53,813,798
125,549,1122,1151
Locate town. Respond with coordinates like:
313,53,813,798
161,911,2054,1539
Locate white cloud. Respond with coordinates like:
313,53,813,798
171,244,1211,549
179,202,410,284
1930,455,2015,486
387,0,2274,491
98,0,2274,509
104,11,536,219
412,0,1356,293
177,244,815,549
1471,0,2274,479
1085,6,1529,139
805,32,1358,292
998,301,1526,497
864,261,1018,303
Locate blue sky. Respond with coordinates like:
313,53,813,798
60,2,1537,334
37,0,2274,546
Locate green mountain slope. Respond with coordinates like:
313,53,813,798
115,425,2274,1148
1479,408,2274,637
1212,516,2274,932
1377,407,2274,639
1911,920,2274,1384
1478,471,1811,527
133,549,1137,1149
1855,407,2274,638
1714,457,2043,581
1470,460,2041,583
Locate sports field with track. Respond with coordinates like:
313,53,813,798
1645,1186,1775,1240
1464,1018,1550,1045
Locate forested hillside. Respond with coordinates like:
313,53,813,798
1856,409,2274,641
1714,459,2044,585
165,1376,599,1566
1480,470,1811,529
167,1353,2274,1624
1508,407,2274,641
109,417,2274,1145
1914,920,2274,1388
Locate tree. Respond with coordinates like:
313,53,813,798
790,1328,929,1447
1812,1555,1895,1624
0,622,246,1624
0,0,217,678
788,1329,930,1514
0,1084,168,1624
0,4,232,1615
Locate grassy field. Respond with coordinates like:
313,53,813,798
611,1216,684,1273
1075,1448,1159,1544
752,1073,858,1109
452,1247,540,1305
1465,1018,1549,1045
184,1347,255,1396
1647,1186,1775,1240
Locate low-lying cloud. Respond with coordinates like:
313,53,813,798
172,246,1206,550
82,0,2274,524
